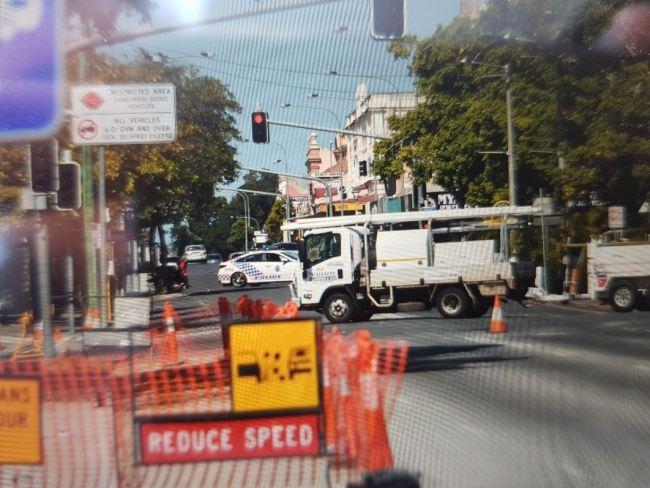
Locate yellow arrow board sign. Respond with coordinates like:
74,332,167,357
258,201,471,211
0,378,42,464
230,320,320,413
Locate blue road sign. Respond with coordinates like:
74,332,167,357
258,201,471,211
0,0,62,142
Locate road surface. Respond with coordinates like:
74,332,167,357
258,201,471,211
154,262,650,487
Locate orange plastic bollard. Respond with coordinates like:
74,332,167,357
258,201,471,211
252,300,264,320
338,334,359,462
235,295,248,315
163,301,179,363
283,300,299,318
356,331,393,471
261,300,279,320
322,332,338,455
489,295,507,333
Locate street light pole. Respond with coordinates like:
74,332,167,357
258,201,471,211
239,166,337,217
281,103,342,130
270,142,291,227
232,216,260,229
325,69,399,92
215,187,250,251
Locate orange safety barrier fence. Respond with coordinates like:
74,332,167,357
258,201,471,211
0,296,408,487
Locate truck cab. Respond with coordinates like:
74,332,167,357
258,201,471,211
293,227,364,322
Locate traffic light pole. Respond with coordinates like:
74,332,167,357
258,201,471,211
98,147,107,326
78,52,99,319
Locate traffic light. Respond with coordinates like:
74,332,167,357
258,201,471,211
56,162,81,210
359,160,368,177
370,0,405,40
30,139,58,192
251,111,269,143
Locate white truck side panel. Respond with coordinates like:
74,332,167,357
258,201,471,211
375,229,429,269
424,262,512,284
587,242,650,295
433,240,496,267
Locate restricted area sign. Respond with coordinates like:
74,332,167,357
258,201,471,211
229,320,320,413
139,413,320,464
0,378,42,464
70,84,176,145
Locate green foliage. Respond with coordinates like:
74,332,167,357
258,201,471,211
0,145,27,215
264,198,286,243
227,218,253,252
374,0,649,216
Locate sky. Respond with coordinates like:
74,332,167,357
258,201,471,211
106,0,460,193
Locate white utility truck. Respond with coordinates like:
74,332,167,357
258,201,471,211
587,238,650,312
282,206,539,323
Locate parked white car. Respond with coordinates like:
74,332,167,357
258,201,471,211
183,244,207,263
218,250,299,287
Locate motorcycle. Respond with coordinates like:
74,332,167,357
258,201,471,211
148,257,189,294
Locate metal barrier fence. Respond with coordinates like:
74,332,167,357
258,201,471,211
0,295,409,487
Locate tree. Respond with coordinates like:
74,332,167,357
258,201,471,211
0,145,27,215
227,218,253,252
264,198,286,243
374,0,649,216
66,0,153,36
64,51,241,256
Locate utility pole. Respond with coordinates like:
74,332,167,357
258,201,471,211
505,64,518,206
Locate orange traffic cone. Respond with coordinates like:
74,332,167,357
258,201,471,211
489,295,507,333
83,308,100,330
356,331,393,471
162,301,179,363
261,300,279,320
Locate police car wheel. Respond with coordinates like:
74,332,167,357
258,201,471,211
324,293,356,323
231,272,247,288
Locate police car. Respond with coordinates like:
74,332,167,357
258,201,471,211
218,250,299,288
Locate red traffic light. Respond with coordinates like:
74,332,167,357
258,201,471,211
251,111,269,143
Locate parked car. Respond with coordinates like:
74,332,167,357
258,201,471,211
206,253,223,264
183,244,207,263
218,250,299,288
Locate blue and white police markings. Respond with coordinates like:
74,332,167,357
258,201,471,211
217,251,298,287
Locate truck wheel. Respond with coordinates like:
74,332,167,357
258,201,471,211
436,286,471,318
468,298,492,318
230,272,247,288
610,282,636,312
324,293,356,323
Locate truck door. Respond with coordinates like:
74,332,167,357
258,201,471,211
303,231,348,285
